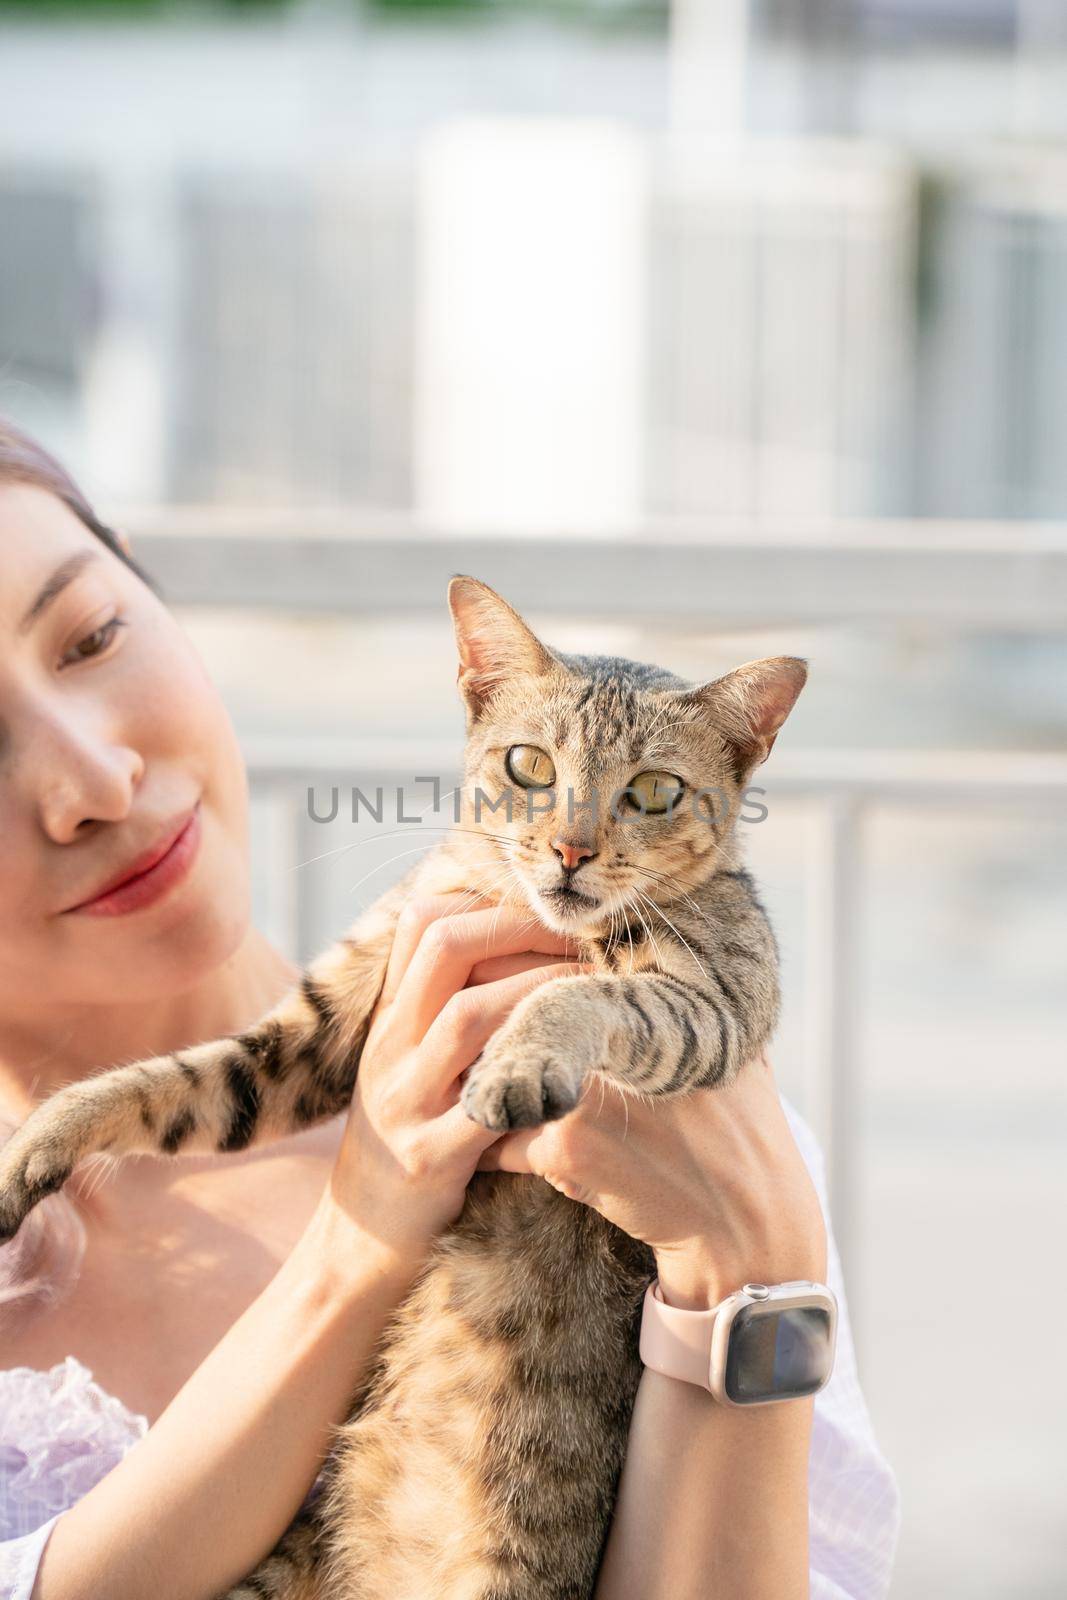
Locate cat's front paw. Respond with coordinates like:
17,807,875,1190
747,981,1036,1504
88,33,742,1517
460,976,608,1132
461,1034,586,1132
0,1121,76,1242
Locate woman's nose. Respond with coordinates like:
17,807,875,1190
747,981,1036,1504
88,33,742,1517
33,719,146,844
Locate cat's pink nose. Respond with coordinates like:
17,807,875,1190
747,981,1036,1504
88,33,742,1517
551,839,597,872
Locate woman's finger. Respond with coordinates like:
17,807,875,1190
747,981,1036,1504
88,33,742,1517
418,962,589,1102
392,907,578,1043
466,952,575,987
473,1117,601,1207
476,1131,536,1174
428,1098,511,1168
378,894,483,1007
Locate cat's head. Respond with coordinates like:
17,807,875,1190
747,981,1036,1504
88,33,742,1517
448,577,806,937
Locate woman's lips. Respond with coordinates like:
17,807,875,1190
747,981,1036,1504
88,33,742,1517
64,805,202,918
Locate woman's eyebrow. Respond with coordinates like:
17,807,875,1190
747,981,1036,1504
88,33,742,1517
18,549,101,635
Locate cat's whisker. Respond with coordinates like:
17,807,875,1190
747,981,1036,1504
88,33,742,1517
295,823,461,873
463,860,519,908
345,841,439,899
627,862,686,893
293,822,517,875
415,785,460,820
624,896,649,960
498,862,548,941
292,834,373,872
463,860,539,950
634,888,710,982
623,906,636,975
446,883,500,921
630,872,702,920
624,890,665,967
629,865,716,934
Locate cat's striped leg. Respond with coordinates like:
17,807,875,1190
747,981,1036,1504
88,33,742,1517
461,966,757,1132
225,1513,326,1600
0,894,400,1241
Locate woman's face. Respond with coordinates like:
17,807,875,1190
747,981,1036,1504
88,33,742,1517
0,482,251,1011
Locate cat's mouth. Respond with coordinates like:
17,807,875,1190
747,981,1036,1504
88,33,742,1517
539,883,601,919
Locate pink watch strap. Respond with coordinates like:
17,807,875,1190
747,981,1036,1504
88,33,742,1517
638,1279,717,1390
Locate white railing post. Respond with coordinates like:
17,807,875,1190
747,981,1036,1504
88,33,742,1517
669,0,750,138
804,796,863,1307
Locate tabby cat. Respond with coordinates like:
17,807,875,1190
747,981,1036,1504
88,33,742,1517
0,577,806,1600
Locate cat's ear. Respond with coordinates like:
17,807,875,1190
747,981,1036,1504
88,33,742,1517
689,656,807,780
448,576,556,721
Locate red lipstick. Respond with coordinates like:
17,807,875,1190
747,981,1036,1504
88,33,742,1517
63,804,202,918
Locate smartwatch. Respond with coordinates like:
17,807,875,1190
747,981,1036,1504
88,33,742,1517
639,1278,838,1405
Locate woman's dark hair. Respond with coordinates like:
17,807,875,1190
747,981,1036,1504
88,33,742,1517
0,416,157,591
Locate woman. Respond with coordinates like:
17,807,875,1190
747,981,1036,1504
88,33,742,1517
0,421,898,1599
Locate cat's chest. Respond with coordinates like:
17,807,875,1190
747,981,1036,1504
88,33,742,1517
462,1173,653,1290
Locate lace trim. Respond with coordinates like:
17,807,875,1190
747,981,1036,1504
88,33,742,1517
0,1358,147,1530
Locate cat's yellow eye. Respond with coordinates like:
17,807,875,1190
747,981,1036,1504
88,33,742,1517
625,770,683,815
505,745,556,789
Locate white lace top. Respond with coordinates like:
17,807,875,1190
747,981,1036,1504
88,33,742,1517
0,1100,901,1599
0,1358,147,1598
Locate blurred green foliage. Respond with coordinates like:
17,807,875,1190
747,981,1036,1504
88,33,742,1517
0,0,289,12
0,0,664,17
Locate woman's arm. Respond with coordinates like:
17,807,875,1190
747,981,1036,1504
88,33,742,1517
596,1371,814,1599
591,1215,820,1600
33,902,582,1600
479,1053,835,1600
591,1069,825,1600
594,1099,900,1600
483,1065,899,1600
34,1200,413,1600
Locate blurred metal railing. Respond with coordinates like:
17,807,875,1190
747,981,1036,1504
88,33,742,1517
129,513,1067,626
125,518,1067,1285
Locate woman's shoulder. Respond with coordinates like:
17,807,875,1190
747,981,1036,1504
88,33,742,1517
0,1357,147,1540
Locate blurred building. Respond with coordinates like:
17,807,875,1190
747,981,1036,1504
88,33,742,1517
0,2,1066,522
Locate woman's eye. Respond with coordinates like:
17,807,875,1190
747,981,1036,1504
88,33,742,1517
624,770,684,815
505,745,556,789
60,616,127,668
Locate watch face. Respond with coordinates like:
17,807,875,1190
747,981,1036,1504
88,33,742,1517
724,1302,834,1404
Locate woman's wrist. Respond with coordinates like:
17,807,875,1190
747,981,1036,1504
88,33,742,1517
652,1249,732,1311
292,1188,428,1312
654,1228,828,1312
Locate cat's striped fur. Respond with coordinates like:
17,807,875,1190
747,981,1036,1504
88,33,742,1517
0,578,806,1600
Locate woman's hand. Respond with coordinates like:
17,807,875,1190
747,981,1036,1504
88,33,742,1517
34,899,584,1600
477,1052,826,1309
325,897,583,1277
